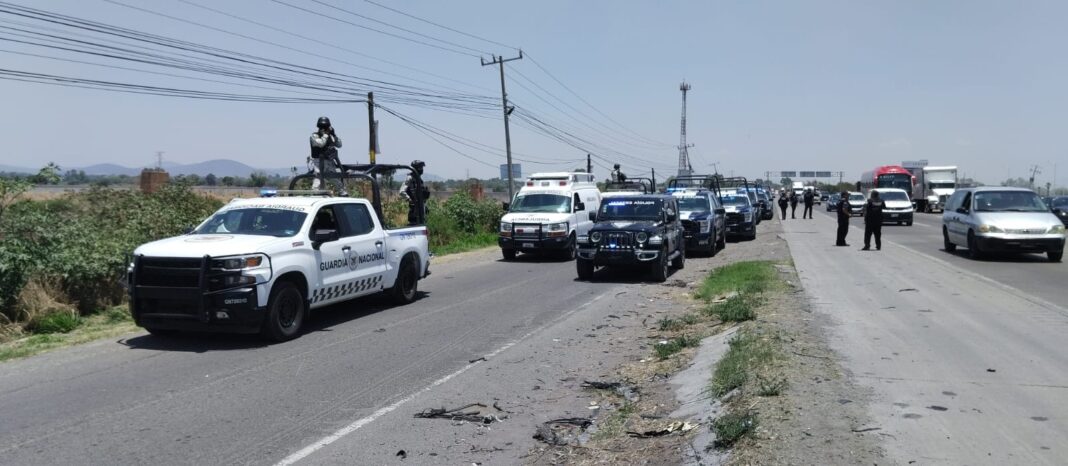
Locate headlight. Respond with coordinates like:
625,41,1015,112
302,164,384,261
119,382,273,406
648,235,663,245
590,231,602,243
698,219,710,233
978,224,1003,233
547,222,567,232
212,254,270,271
1050,225,1066,234
636,232,649,243
743,212,753,222
500,222,512,233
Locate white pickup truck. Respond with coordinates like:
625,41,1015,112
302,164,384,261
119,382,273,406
128,195,430,341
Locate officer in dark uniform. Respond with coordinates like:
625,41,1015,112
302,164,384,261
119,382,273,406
862,191,886,250
789,191,799,219
835,190,850,246
777,190,789,220
802,189,815,219
400,160,430,225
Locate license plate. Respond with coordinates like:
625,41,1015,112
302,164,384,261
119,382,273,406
522,242,534,248
889,214,899,218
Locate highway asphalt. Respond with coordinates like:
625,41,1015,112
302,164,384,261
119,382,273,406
788,210,1068,465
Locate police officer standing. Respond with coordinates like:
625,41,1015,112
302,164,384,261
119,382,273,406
862,191,886,250
778,190,789,220
835,190,850,246
609,163,627,183
400,160,430,225
789,191,799,219
309,116,346,195
802,189,815,219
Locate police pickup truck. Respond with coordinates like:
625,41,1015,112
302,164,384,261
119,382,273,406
127,165,430,341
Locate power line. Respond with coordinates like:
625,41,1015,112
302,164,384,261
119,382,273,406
305,0,492,56
360,0,518,51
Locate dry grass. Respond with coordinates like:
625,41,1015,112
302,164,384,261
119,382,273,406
11,276,77,326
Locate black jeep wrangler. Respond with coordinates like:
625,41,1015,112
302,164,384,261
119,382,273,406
576,195,685,282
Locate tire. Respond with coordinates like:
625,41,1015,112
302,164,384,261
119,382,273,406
906,220,913,226
558,234,577,261
717,234,726,251
1049,250,1063,262
672,247,685,269
501,248,517,261
708,233,719,257
261,281,306,342
967,231,985,260
650,250,669,283
388,255,420,305
576,258,594,280
943,227,956,252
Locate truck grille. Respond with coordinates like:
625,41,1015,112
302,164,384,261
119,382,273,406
681,220,700,235
601,231,635,249
137,257,203,287
513,223,541,239
725,213,743,225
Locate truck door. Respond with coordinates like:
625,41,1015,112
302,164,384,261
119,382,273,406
310,205,358,307
335,202,389,298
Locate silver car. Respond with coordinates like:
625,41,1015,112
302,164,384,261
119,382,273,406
942,187,1065,262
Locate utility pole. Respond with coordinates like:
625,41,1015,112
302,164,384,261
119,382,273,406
482,51,523,201
367,92,376,164
1029,165,1042,190
651,167,656,190
587,153,592,175
155,151,164,170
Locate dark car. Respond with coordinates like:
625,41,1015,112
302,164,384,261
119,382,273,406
826,194,840,211
1050,196,1068,227
720,191,757,240
756,190,774,220
672,189,726,256
576,195,685,282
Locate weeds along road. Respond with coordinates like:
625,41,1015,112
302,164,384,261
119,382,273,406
790,210,1068,465
0,249,645,465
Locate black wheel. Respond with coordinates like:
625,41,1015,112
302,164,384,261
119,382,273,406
651,250,669,283
967,231,984,260
389,255,420,304
672,247,685,269
1049,250,1063,262
145,327,177,337
558,234,577,261
261,281,306,342
717,234,726,251
708,233,719,257
501,248,517,261
906,220,913,226
943,227,956,252
576,258,594,280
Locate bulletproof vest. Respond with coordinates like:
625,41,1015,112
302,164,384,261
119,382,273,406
866,200,885,221
310,135,337,159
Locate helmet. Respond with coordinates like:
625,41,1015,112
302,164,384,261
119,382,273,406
411,160,425,174
613,163,621,169
316,116,331,129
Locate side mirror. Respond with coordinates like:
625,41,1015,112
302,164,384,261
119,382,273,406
575,201,585,212
956,207,968,214
588,211,597,222
181,226,195,235
311,229,339,250
715,208,726,215
502,202,510,211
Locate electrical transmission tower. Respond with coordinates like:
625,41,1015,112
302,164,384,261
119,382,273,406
677,81,694,177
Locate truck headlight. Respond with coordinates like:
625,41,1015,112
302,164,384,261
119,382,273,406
213,254,270,271
500,222,513,237
590,231,602,243
635,232,649,243
1049,225,1066,234
648,235,663,245
546,222,568,237
978,224,1003,233
698,219,710,233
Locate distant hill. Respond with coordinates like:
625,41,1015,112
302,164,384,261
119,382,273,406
2,159,447,180
0,164,32,174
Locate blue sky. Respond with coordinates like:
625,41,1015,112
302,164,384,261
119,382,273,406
0,0,1064,186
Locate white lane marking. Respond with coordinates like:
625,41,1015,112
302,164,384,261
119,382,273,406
273,292,610,466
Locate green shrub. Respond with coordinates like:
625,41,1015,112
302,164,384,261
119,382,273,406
705,295,757,322
655,335,702,359
712,411,756,448
31,312,81,334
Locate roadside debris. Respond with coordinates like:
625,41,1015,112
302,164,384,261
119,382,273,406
395,450,407,459
533,418,593,446
987,368,997,373
627,421,698,438
851,427,881,433
468,357,487,363
413,403,506,425
712,291,739,303
581,380,641,402
898,288,918,292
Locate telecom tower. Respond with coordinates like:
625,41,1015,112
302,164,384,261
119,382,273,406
677,81,694,177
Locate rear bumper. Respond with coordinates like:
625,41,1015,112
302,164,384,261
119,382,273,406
975,236,1065,253
499,235,571,251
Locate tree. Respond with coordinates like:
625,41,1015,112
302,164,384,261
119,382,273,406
0,178,30,221
248,171,268,187
221,176,235,186
780,177,793,187
63,169,88,185
1000,177,1030,188
30,162,61,185
204,173,218,186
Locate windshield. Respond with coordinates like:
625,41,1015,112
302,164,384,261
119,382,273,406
849,194,866,202
720,193,750,207
677,197,710,211
929,182,955,189
510,193,571,213
974,191,1049,212
876,190,909,202
877,174,912,191
598,198,663,220
1052,197,1068,209
194,208,307,237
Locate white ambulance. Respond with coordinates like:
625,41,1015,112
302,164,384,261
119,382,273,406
498,172,602,260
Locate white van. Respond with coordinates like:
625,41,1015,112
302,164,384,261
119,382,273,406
499,172,602,260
